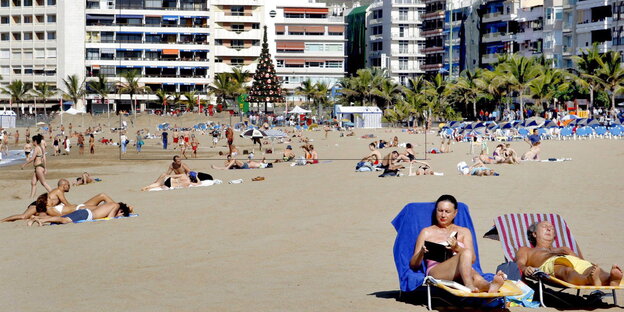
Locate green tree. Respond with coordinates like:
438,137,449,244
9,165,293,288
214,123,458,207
32,82,56,117
592,51,624,111
117,70,150,120
313,82,329,119
209,73,236,108
372,78,403,111
184,91,198,111
497,54,541,120
447,69,487,118
248,25,284,112
62,75,86,111
573,43,603,109
88,74,112,119
295,79,316,108
155,89,170,111
2,80,32,117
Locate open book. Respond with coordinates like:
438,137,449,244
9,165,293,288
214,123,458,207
424,231,457,263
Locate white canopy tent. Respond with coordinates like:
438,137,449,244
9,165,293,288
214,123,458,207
0,110,16,128
334,105,383,128
288,106,311,114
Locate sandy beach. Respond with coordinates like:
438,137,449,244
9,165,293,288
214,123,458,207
0,114,623,311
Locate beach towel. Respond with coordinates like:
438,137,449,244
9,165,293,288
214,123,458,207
391,202,488,292
539,158,572,162
148,179,221,192
457,161,469,175
74,213,139,223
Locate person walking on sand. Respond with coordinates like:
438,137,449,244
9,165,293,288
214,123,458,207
226,126,234,156
14,129,19,145
162,130,168,150
120,132,128,154
77,133,85,155
191,135,199,158
23,139,32,158
89,134,95,154
136,131,144,153
21,135,53,198
63,136,71,155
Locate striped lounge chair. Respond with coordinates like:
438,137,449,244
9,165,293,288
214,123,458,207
485,213,624,307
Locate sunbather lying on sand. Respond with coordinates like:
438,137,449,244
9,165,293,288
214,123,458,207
141,173,200,191
73,172,99,186
28,201,133,225
409,160,434,176
521,141,541,161
516,221,622,286
211,155,269,170
460,160,498,176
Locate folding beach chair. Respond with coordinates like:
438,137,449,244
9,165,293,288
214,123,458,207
484,213,624,307
392,202,522,310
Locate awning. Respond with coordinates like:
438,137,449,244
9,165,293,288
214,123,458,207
305,26,325,33
116,15,142,19
276,42,305,50
306,8,329,14
328,25,345,32
276,25,285,32
117,32,143,35
288,26,305,32
284,8,306,14
91,65,100,69
162,16,179,21
101,48,116,53
162,49,179,55
158,66,175,69
86,14,114,20
285,59,305,65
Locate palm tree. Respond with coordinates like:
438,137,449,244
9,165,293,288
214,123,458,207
117,70,150,120
155,89,170,112
171,92,182,110
372,78,403,111
448,69,487,119
184,91,198,111
230,66,252,117
573,43,603,109
295,79,316,108
497,54,542,120
32,82,55,118
313,82,329,119
592,51,624,111
209,73,236,108
62,74,86,112
88,74,112,120
528,68,567,112
3,80,33,118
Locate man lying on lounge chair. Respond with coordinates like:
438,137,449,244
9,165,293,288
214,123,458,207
515,221,622,286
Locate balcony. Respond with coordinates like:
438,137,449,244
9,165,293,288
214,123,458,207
575,17,611,33
211,0,261,5
214,45,261,57
482,32,516,43
391,32,423,40
481,53,500,64
420,63,442,71
214,28,261,40
391,48,425,56
562,46,573,55
422,46,444,53
482,12,515,23
421,29,443,37
276,66,345,74
563,0,577,8
214,12,261,23
369,34,384,41
515,28,543,42
422,11,444,20
213,62,257,73
575,0,608,10
390,65,423,73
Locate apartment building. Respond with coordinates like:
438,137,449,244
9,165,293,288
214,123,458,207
0,0,82,108
422,0,446,74
84,0,210,111
480,0,518,67
366,0,426,85
514,1,544,61
267,1,346,101
210,0,263,77
443,0,481,76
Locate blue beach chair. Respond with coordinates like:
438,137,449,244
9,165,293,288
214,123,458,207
391,202,521,309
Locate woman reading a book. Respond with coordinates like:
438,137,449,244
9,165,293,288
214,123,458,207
409,195,506,293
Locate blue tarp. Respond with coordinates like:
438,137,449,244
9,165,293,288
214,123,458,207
391,202,488,292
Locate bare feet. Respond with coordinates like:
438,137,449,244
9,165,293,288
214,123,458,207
589,265,602,286
27,219,42,227
609,265,623,286
488,271,506,293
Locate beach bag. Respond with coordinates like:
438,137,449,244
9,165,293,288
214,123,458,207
504,280,539,308
296,156,307,166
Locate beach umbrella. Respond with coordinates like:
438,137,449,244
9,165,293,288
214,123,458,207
499,122,513,129
612,118,622,125
474,122,487,129
485,121,498,130
586,118,600,127
36,121,47,126
447,121,463,128
561,114,579,121
240,128,267,138
464,123,475,130
575,119,588,126
542,120,558,128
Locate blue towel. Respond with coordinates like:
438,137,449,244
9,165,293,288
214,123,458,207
391,202,489,292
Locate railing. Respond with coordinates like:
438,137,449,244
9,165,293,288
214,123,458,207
87,57,208,62
87,23,208,28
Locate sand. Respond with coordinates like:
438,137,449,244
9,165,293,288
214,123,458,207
0,114,623,311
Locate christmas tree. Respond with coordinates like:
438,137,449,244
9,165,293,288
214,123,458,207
248,25,284,112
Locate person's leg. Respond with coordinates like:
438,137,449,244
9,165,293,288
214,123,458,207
28,215,71,226
429,248,480,292
553,264,593,285
30,172,37,198
1,205,36,222
90,203,119,219
35,167,52,193
82,193,115,206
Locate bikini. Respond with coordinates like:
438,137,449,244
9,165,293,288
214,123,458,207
425,241,465,275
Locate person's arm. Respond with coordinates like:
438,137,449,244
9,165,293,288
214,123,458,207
21,151,35,169
453,227,476,263
56,192,73,207
182,163,192,174
515,247,534,276
165,165,174,175
409,228,430,270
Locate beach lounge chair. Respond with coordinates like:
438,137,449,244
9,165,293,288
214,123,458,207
392,202,522,310
484,213,624,307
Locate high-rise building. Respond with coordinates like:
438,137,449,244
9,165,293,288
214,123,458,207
267,1,346,102
479,0,518,68
84,0,211,112
366,0,426,85
443,0,481,76
0,0,82,109
345,4,369,76
422,0,446,74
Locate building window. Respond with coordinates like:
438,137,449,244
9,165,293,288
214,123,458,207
305,43,323,52
276,60,284,67
371,41,383,51
325,44,343,52
12,32,20,40
231,58,244,65
231,39,244,49
230,6,244,16
47,14,55,23
46,0,54,4
399,41,409,53
24,32,32,40
399,57,409,70
1,33,8,41
371,25,383,35
47,31,55,40
399,25,407,37
0,16,8,24
231,24,244,32
372,9,383,19
12,15,20,23
326,61,342,68
252,23,259,29
399,8,409,21
1,0,8,7
144,0,161,8
24,15,32,23
12,0,19,6
23,0,31,5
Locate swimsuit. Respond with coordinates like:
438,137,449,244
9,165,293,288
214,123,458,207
470,167,489,175
407,153,415,161
52,203,65,214
538,255,593,276
62,209,93,222
425,241,465,275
